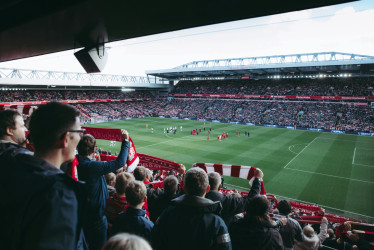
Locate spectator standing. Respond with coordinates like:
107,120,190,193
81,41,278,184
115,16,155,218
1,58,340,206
133,166,163,216
1,102,87,250
111,181,154,242
148,175,179,223
229,195,284,250
276,200,304,250
0,109,28,148
205,170,262,227
77,131,129,250
294,217,328,250
152,167,232,250
105,172,117,197
106,172,135,225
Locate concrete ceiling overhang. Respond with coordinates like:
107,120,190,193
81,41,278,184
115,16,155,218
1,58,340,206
0,0,356,63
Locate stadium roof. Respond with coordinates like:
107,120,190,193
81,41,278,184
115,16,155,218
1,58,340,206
145,52,374,80
0,0,355,63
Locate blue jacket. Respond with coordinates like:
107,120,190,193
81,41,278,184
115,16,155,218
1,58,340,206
0,141,87,250
77,140,129,218
111,207,154,241
152,194,232,250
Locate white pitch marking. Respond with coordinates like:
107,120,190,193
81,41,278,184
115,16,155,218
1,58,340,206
352,147,356,165
284,168,374,184
283,137,318,169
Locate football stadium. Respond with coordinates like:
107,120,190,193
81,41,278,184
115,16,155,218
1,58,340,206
1,0,374,249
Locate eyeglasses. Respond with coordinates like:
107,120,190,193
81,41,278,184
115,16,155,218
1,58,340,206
67,129,86,137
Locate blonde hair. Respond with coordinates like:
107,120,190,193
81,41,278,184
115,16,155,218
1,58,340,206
102,233,152,250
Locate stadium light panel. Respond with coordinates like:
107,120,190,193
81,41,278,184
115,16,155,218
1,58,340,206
121,88,135,92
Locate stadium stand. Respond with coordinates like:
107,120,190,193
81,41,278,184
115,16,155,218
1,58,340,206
71,99,373,133
171,78,374,97
0,90,153,102
1,78,372,133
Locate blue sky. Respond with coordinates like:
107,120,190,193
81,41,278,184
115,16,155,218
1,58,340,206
1,0,373,76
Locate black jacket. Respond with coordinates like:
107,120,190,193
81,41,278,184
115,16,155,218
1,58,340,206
152,194,232,250
0,142,87,250
229,217,284,250
148,192,178,223
205,178,261,226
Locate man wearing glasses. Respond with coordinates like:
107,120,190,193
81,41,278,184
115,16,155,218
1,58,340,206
1,102,88,249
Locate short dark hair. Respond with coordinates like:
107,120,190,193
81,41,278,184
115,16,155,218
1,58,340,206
29,102,80,152
133,166,147,181
246,195,270,223
184,168,209,196
77,134,96,156
115,172,135,195
0,109,20,138
163,175,178,194
208,172,221,190
277,200,292,215
125,181,147,206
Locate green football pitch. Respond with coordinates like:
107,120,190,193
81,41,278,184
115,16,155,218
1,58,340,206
84,117,374,222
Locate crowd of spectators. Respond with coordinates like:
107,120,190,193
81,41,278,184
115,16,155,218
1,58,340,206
1,105,373,250
171,78,374,96
1,78,373,104
0,90,153,102
74,99,374,133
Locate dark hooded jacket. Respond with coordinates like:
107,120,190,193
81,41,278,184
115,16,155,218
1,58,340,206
205,178,261,226
148,191,178,223
229,215,284,250
152,194,232,250
0,141,87,250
